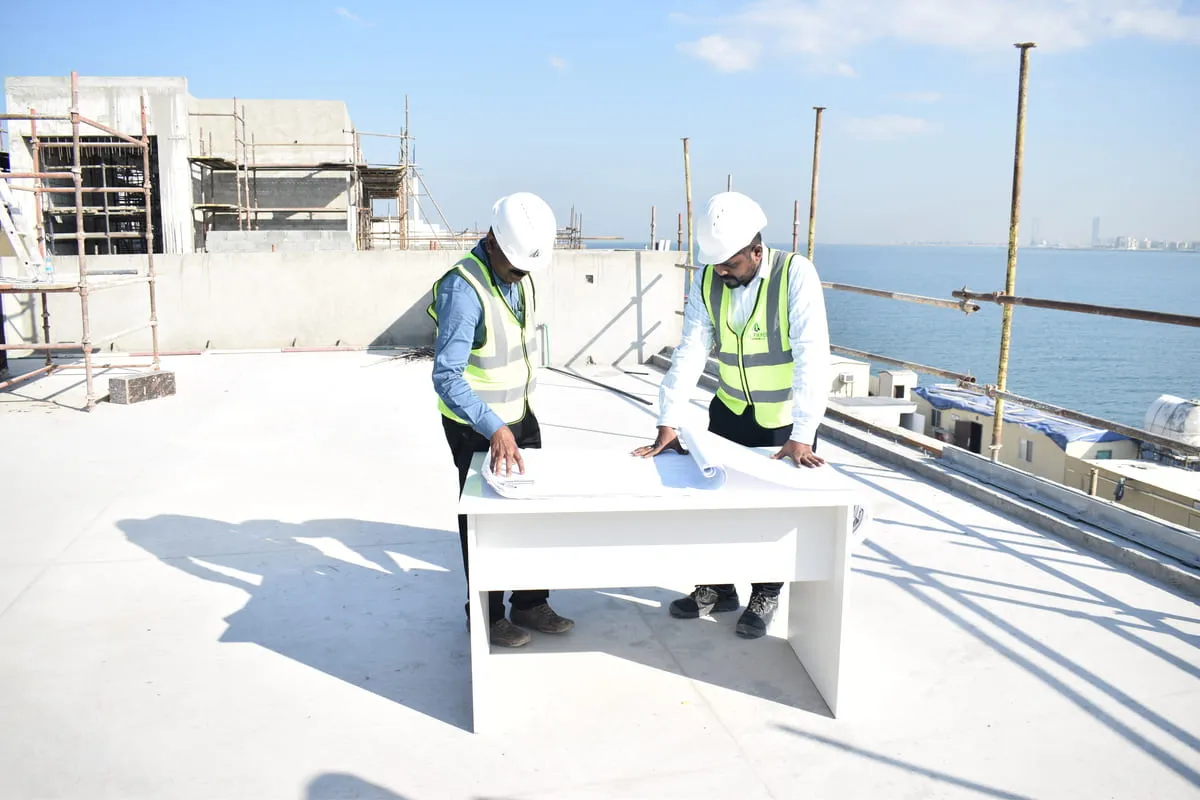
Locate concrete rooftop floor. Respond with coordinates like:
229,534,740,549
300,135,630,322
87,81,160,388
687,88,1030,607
2,352,1198,800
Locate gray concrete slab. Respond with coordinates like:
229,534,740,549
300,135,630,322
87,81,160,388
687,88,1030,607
1,354,1198,800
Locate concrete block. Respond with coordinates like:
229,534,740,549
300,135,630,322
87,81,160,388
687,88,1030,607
109,371,176,405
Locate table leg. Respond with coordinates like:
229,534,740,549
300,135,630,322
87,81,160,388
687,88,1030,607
466,515,493,733
787,504,853,717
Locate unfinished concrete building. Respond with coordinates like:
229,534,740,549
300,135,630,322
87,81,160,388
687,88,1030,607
2,75,453,256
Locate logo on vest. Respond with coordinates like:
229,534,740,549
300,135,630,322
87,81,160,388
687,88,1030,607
749,322,768,341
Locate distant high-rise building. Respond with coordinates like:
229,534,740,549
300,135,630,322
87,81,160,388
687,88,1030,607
1091,217,1101,247
1030,218,1041,246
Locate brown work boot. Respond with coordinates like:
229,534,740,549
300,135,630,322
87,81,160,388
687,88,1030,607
510,603,575,634
489,618,532,647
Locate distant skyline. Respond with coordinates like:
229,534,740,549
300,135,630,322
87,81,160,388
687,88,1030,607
2,0,1198,245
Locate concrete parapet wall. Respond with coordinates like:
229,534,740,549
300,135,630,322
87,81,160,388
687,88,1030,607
1,249,684,369
204,230,356,253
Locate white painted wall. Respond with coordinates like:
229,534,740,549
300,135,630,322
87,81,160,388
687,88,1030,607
1,250,684,369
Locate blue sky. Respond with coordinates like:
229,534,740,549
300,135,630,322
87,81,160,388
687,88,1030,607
3,0,1198,245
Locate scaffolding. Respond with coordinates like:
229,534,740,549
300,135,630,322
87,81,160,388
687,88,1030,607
190,99,252,244
189,100,362,249
356,98,481,252
184,93,617,253
0,72,161,410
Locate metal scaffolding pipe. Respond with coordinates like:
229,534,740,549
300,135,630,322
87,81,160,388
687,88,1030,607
991,43,1036,461
0,113,71,122
0,341,98,351
93,321,153,346
831,345,976,384
70,70,97,409
31,110,51,366
792,200,800,252
141,93,161,371
0,282,76,294
825,282,981,312
807,106,825,261
682,137,693,266
0,364,56,390
73,115,145,147
0,171,77,181
33,186,149,194
952,289,1200,328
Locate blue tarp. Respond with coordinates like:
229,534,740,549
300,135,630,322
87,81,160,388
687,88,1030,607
913,384,1131,450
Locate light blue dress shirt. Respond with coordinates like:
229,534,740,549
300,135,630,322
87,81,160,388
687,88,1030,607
431,239,525,439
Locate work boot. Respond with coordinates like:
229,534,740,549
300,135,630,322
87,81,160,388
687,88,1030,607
735,592,779,639
489,618,532,647
669,585,740,619
510,603,575,634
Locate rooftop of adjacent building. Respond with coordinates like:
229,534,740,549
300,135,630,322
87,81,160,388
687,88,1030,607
3,351,1198,800
1087,458,1200,501
914,383,1133,448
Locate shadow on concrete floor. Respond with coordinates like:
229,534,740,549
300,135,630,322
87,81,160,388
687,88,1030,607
119,516,474,731
119,515,833,736
305,772,410,800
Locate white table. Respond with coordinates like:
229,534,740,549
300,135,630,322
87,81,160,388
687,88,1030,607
460,446,863,733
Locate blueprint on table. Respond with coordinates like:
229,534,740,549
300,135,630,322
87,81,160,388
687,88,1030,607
481,427,726,499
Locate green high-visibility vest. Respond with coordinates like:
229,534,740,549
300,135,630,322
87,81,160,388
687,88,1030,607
702,247,795,429
427,253,536,426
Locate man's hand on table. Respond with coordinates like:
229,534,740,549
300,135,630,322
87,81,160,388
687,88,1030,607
489,425,524,476
772,440,825,468
631,426,686,458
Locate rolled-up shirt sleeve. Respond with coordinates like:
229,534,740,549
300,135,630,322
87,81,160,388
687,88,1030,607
431,274,506,440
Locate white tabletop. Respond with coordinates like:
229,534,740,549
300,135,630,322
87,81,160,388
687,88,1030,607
459,443,863,516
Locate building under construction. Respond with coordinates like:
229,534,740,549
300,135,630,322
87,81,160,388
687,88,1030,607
1,74,541,256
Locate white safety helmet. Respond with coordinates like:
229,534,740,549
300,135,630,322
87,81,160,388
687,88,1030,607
696,191,768,265
491,192,557,272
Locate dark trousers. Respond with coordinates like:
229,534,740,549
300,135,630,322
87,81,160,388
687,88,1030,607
704,396,817,600
443,412,550,623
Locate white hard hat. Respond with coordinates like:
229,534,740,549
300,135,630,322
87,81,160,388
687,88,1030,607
491,192,557,272
696,191,768,265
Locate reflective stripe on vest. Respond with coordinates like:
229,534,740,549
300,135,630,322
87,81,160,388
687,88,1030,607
427,253,536,425
702,247,794,428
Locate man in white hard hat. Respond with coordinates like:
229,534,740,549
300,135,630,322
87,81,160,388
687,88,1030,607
633,191,834,640
428,192,574,647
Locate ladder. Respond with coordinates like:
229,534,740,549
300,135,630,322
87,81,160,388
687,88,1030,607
0,178,45,281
